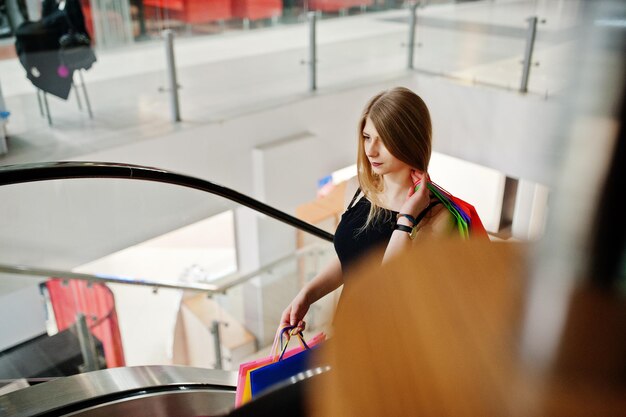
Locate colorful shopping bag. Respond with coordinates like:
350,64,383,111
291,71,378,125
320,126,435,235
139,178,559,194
235,325,325,407
446,193,489,239
236,324,292,406
417,180,489,239
249,342,317,397
249,330,318,398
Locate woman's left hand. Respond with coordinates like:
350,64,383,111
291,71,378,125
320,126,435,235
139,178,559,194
400,170,431,218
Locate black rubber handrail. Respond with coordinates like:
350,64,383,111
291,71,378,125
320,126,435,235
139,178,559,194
0,161,334,242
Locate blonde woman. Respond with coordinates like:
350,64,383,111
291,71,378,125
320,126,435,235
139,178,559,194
281,87,455,332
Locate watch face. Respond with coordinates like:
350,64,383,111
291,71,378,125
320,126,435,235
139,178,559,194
410,226,418,240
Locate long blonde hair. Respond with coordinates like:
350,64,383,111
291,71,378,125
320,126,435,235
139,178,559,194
356,87,432,229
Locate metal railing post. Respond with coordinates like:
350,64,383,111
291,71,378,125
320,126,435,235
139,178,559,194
42,91,52,126
76,313,99,372
210,320,225,370
136,0,148,38
72,81,83,111
520,16,539,93
78,70,93,119
36,89,44,117
308,11,317,92
407,2,418,70
163,29,181,122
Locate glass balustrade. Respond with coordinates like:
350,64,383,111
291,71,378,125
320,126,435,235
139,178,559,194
410,0,580,96
0,0,580,157
317,28,407,88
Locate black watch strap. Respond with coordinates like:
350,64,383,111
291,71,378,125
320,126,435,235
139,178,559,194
394,224,413,234
394,223,418,240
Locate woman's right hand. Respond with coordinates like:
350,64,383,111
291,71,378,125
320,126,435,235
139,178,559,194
280,290,310,334
401,170,431,219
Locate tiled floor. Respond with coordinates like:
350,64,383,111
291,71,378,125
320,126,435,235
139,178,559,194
0,0,580,165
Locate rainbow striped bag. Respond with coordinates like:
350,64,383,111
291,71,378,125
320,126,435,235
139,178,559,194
420,181,489,240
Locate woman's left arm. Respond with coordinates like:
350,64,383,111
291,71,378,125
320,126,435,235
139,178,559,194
382,172,429,264
383,206,454,264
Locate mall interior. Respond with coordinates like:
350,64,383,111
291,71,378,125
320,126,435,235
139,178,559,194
0,0,624,415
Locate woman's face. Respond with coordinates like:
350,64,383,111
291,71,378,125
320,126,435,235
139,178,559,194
362,117,412,178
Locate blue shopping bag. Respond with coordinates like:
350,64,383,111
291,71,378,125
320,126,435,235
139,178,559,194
249,330,317,398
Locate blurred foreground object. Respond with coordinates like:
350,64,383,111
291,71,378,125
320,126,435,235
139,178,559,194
310,1,626,414
310,240,626,416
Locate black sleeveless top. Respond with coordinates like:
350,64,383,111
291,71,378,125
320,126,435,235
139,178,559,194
334,189,440,273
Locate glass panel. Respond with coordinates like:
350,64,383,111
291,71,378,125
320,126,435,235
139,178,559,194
525,1,582,96
0,177,336,378
415,3,528,90
2,0,582,164
176,46,308,121
318,28,407,89
404,0,583,96
2,1,416,155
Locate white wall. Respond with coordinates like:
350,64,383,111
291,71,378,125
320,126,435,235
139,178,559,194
429,152,506,234
417,76,563,187
252,131,331,214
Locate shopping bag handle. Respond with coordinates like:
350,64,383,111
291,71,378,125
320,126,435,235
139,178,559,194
269,324,307,359
270,323,293,358
277,326,311,361
280,325,310,349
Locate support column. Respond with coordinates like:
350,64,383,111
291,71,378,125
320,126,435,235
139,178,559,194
511,179,550,240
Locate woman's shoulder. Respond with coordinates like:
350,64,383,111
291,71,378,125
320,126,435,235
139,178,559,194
418,204,455,237
343,178,362,210
346,194,370,214
345,187,378,212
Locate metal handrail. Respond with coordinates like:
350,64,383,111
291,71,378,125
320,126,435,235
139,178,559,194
0,244,331,295
0,161,334,242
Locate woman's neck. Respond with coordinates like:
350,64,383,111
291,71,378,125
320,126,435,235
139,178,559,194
380,172,413,210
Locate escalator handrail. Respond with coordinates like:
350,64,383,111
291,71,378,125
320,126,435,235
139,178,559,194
0,366,237,417
0,161,334,242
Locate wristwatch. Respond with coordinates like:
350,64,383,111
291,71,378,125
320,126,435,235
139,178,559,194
394,223,418,240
